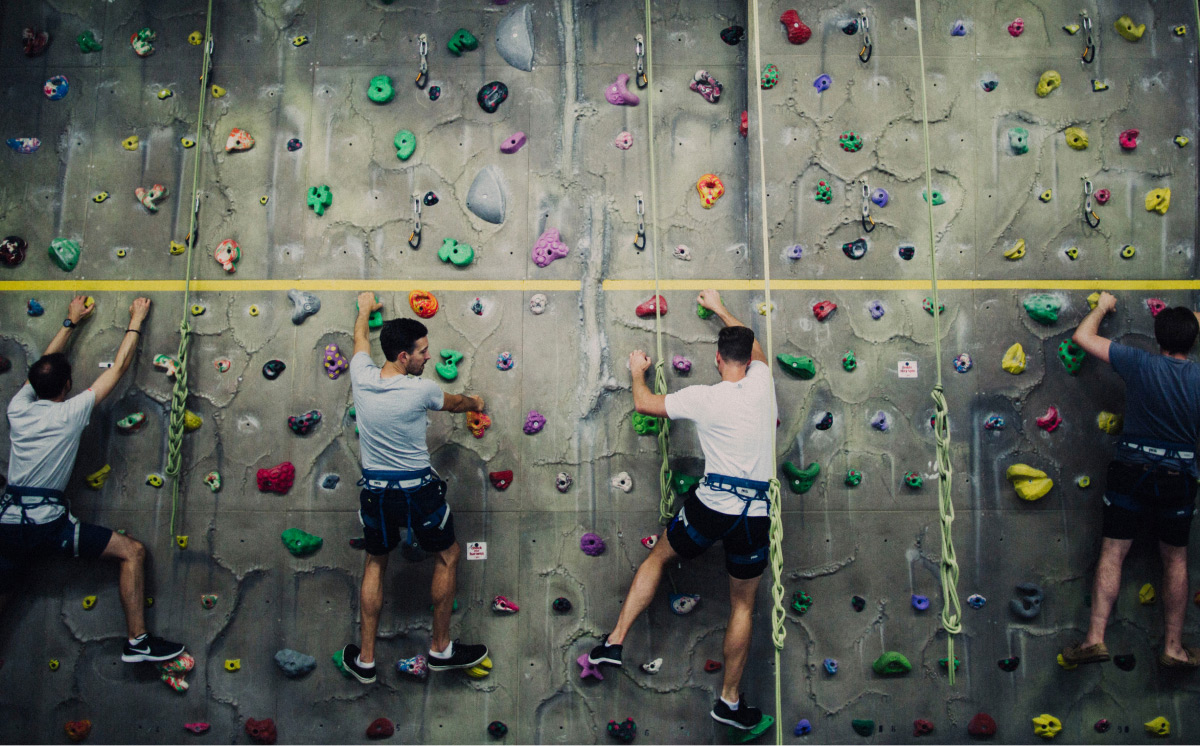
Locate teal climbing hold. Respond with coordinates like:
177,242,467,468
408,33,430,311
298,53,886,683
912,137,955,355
1024,294,1061,325
777,354,816,379
852,719,876,737
393,129,416,160
435,349,463,381
306,185,332,216
783,461,820,493
438,238,474,267
730,714,775,743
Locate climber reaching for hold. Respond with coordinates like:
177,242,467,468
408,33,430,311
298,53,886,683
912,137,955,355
339,292,490,684
1063,292,1200,669
588,289,776,730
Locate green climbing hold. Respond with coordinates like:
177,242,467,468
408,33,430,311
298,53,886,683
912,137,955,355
77,30,103,53
791,590,813,614
670,472,702,496
845,469,862,486
438,238,474,267
357,295,382,329
280,528,323,557
852,719,876,737
814,180,833,204
49,238,80,272
331,648,353,678
1024,294,1061,324
782,461,820,494
435,349,463,381
938,656,961,671
447,28,478,56
1058,339,1086,375
842,350,857,372
696,303,715,320
631,412,661,436
838,131,863,152
922,189,946,205
393,129,416,160
904,471,923,489
306,185,332,216
367,75,395,103
729,714,775,743
777,354,816,379
872,651,912,675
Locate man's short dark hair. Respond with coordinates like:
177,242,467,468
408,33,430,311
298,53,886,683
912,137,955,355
380,318,428,362
28,353,72,400
717,326,755,364
1155,307,1199,355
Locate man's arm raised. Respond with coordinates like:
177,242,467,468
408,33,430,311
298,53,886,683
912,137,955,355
629,349,667,417
354,292,382,357
697,289,767,365
1072,291,1116,364
89,297,149,405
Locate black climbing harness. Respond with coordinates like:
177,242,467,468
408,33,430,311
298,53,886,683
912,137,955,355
633,193,646,250
676,473,771,566
408,194,422,249
1080,11,1096,64
0,485,66,526
1104,438,1198,519
357,467,448,550
1082,178,1099,229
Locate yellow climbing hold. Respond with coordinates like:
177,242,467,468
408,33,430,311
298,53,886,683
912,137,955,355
122,135,139,150
190,304,205,316
1001,343,1026,374
180,137,195,148
1145,188,1171,215
465,655,493,679
1144,717,1170,737
1056,653,1077,670
1087,291,1101,310
1174,25,1188,37
1120,244,1136,259
169,240,187,255
248,305,260,317
176,535,189,549
1114,15,1146,42
259,195,269,205
82,595,96,610
224,659,241,672
156,88,173,100
93,191,109,203
1092,80,1109,92
1064,127,1088,150
1036,70,1061,97
211,84,227,98
1004,239,1026,260
86,465,112,489
1097,411,1123,435
188,31,204,45
1076,476,1091,488
183,410,202,432
1007,463,1054,502
1139,583,1157,605
1176,135,1191,147
292,35,309,47
116,249,127,258
49,659,60,671
756,302,774,316
1038,189,1052,202
1032,714,1062,740
1062,24,1080,35
146,474,164,488
1064,247,1079,260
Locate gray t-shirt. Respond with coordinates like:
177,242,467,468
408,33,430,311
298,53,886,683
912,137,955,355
4,382,96,524
350,352,443,473
1109,342,1200,472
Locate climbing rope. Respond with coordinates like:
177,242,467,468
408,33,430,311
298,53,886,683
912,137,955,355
166,0,216,537
912,0,962,685
748,2,786,741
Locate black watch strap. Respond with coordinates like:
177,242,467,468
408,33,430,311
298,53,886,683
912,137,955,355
62,318,76,329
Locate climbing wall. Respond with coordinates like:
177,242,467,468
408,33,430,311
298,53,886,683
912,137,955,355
0,0,1197,743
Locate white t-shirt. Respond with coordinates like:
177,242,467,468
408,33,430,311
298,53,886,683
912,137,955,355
350,353,444,473
664,360,778,517
4,383,96,524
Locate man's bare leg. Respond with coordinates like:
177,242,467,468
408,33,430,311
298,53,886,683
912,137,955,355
1084,537,1132,647
430,542,460,653
358,552,388,664
1160,542,1191,662
99,532,148,640
721,574,762,702
606,535,679,645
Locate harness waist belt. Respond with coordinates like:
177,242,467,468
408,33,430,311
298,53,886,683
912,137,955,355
360,467,433,491
702,473,771,500
0,485,66,505
1118,439,1195,461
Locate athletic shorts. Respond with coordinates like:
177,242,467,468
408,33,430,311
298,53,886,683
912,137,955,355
1102,460,1197,547
0,513,114,593
358,477,455,555
665,495,770,579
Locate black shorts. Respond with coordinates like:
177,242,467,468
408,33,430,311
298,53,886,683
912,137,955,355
1102,460,1197,547
359,478,455,555
0,513,114,593
665,495,770,579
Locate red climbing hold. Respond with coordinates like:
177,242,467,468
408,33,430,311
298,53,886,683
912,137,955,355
366,718,395,739
489,470,514,490
64,720,92,742
703,659,722,672
740,110,748,138
636,295,667,318
913,719,935,737
968,713,997,739
245,718,277,745
812,300,837,321
780,10,812,44
257,462,295,494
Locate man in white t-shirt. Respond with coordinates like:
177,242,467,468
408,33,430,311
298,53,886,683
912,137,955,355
338,292,490,684
1,296,185,664
589,290,777,730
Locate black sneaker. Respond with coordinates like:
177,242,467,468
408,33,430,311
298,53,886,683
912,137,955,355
339,643,377,684
121,635,186,663
711,698,764,730
587,635,623,666
426,640,489,671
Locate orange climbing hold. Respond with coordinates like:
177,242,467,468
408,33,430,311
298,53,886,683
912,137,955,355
696,174,725,208
467,411,492,438
64,720,92,742
409,290,438,319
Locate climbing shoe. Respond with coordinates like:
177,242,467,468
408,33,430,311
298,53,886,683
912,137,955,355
587,635,623,666
711,698,764,730
1158,647,1200,669
1061,642,1110,665
339,643,377,684
427,640,489,671
121,634,186,663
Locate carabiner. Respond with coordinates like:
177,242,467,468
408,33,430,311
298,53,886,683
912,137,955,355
1080,12,1095,64
408,194,422,248
860,181,875,233
1082,178,1099,229
858,11,873,63
635,34,648,89
633,192,646,250
415,34,429,89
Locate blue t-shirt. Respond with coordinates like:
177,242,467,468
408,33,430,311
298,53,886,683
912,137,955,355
1109,342,1200,470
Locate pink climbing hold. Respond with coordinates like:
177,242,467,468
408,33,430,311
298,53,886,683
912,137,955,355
492,595,519,613
500,131,526,154
636,295,667,318
740,110,748,138
524,410,546,434
605,73,639,106
577,652,604,680
245,718,277,745
1146,298,1167,316
323,344,349,379
183,723,210,734
157,651,195,692
813,300,837,321
1119,129,1139,150
1036,406,1062,432
780,10,812,44
672,355,692,374
1094,188,1111,204
614,131,633,150
257,462,295,494
689,70,723,103
1008,18,1025,37
532,228,570,268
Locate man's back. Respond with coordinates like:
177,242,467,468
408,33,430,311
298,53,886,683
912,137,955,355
349,353,443,472
6,383,95,502
1110,342,1200,447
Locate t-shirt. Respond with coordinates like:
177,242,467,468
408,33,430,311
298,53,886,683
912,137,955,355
1109,342,1200,473
350,352,444,473
4,383,96,524
664,360,778,517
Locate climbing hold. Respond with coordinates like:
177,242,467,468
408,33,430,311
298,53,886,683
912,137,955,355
613,131,634,150
838,131,863,152
552,472,573,494
48,238,81,272
1,236,27,267
997,656,1020,672
495,351,515,372
670,355,692,375
1119,128,1140,150
391,130,416,161
225,128,254,152
1175,25,1189,36
1032,714,1061,739
635,295,667,318
967,594,986,609
1076,475,1091,489
1064,127,1089,150
532,227,570,268
447,28,479,56
816,412,834,430
783,244,803,261
921,189,945,205
580,533,606,556
739,110,748,137
1114,16,1146,41
721,25,745,44
491,595,519,614
365,718,394,740
262,360,286,380
134,184,169,213
812,301,837,321
64,720,92,742
968,713,997,738
814,181,833,203
868,301,886,320
605,73,639,105
224,659,241,672
1036,406,1063,432
306,185,333,216
823,658,838,674
795,720,812,736
1064,247,1079,260
912,594,930,610
281,527,322,557
984,415,1005,431
428,86,440,101
791,591,813,614
950,19,967,36
437,238,475,267
842,238,868,260
130,27,156,57
180,137,196,150
396,654,428,680
871,411,890,431
1093,719,1110,733
1139,582,1156,605
320,475,339,490
873,651,912,675
845,470,862,487
81,595,97,610
204,472,221,492
631,412,661,436
284,289,320,325
477,81,509,113
670,593,701,615
780,10,812,44
117,412,146,434
611,472,634,492
523,409,546,434
852,719,875,737
323,344,349,380
201,594,218,609
1175,135,1190,147
607,718,636,742
1036,70,1062,97
1024,294,1061,324
366,75,394,104
467,412,492,439
1009,582,1044,619
552,597,572,613
1145,188,1171,215
1007,464,1053,501
1039,189,1052,203
952,353,973,373
43,75,69,101
488,470,513,491
1058,340,1086,375
1113,654,1136,671
183,723,210,735
1119,244,1136,260
923,298,945,316
245,718,277,745
696,174,725,209
1008,18,1025,37
153,354,180,378
690,70,723,103
487,721,509,740
850,595,866,612
842,351,857,372
939,657,960,671
813,74,832,92
981,79,998,92
183,410,202,432
85,465,112,490
911,719,935,737
257,462,295,494
1001,343,1026,374
1097,411,1123,435
435,349,463,381
494,3,534,71
703,659,722,673
1146,298,1168,317
640,658,663,674
77,29,102,52
782,462,820,494
405,289,438,319
286,138,302,152
1144,717,1170,737
904,471,923,489
275,649,317,678
467,165,507,224
6,137,40,154
760,64,779,89
499,131,527,155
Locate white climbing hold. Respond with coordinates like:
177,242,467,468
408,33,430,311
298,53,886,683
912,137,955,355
611,471,633,492
466,165,507,225
641,658,663,674
495,4,534,72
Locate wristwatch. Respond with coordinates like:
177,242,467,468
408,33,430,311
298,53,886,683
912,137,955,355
62,318,76,329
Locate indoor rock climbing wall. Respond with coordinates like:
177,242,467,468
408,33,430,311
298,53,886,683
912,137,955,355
0,0,1197,743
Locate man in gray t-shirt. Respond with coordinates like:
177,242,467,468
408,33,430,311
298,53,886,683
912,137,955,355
2,296,185,665
337,292,491,685
1063,292,1200,669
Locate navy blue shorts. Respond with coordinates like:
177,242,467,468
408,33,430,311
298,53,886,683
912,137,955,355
1102,460,1197,547
665,495,770,579
359,478,455,555
0,513,114,593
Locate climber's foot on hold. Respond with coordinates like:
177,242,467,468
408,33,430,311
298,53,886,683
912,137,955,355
587,635,623,666
427,640,488,671
711,697,764,730
1061,641,1110,666
340,643,377,684
121,634,186,663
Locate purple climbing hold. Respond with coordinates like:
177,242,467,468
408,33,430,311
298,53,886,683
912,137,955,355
478,82,508,113
500,131,526,154
967,594,986,609
951,20,967,36
868,300,885,320
672,355,692,374
953,353,972,373
823,658,838,675
605,73,639,105
871,411,890,432
286,138,302,151
912,594,930,611
871,188,889,207
531,228,570,268
580,532,606,556
786,244,804,260
795,719,813,736
523,409,546,434
577,653,604,680
813,74,832,92
428,85,441,101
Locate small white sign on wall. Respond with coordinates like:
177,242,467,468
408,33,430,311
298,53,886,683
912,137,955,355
898,360,918,379
466,541,487,561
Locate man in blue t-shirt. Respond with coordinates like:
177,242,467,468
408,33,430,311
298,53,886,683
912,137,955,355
1063,292,1200,669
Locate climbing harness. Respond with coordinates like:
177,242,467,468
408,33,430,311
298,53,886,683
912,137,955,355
1082,178,1100,229
0,486,65,525
1079,11,1096,64
634,34,648,89
860,180,875,233
165,0,216,538
415,34,429,89
633,193,646,250
913,0,962,686
857,10,873,63
697,475,772,564
357,468,447,551
408,194,422,248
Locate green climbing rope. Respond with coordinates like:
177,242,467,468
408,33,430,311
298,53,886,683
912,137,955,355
912,0,962,685
166,0,216,537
